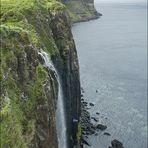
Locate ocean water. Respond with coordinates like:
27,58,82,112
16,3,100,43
72,2,147,148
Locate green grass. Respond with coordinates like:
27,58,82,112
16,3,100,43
0,0,66,147
0,24,50,147
0,0,66,55
76,122,82,143
64,0,92,22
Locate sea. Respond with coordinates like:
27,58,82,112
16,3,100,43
72,2,147,148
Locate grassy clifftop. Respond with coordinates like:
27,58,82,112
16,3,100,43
64,0,101,22
1,0,66,55
0,0,65,147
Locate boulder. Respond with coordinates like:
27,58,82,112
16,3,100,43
96,112,100,115
89,103,95,106
91,117,99,122
104,132,111,136
82,137,91,146
95,133,98,136
81,98,84,101
111,139,124,148
96,124,107,130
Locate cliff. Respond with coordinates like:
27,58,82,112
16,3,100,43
0,0,99,148
63,0,102,23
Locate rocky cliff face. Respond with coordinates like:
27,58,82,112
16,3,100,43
50,10,81,147
0,0,98,148
63,0,102,22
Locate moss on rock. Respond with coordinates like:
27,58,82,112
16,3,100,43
0,1,62,146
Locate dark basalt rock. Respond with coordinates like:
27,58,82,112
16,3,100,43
81,87,85,93
83,135,89,139
84,101,88,105
89,103,95,106
81,137,91,146
111,139,124,148
81,94,84,97
91,125,96,130
85,107,91,110
91,117,99,122
96,112,100,115
96,124,107,130
81,98,84,101
104,132,111,136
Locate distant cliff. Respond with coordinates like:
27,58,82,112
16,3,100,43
0,0,99,148
63,0,102,22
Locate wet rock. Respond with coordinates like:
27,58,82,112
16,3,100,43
95,133,98,136
91,117,99,122
89,128,95,135
89,102,94,106
81,98,84,101
86,107,91,110
84,101,88,104
82,102,88,106
111,139,124,148
82,137,91,146
81,87,85,93
83,135,88,139
85,131,90,135
81,94,84,97
96,112,100,115
90,125,96,130
96,124,107,130
104,132,111,136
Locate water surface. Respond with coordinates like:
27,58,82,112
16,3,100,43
72,2,147,148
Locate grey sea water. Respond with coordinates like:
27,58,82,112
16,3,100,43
72,2,147,148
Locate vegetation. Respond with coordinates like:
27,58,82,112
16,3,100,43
76,122,82,143
0,0,64,147
0,0,85,147
0,23,49,147
0,0,66,55
64,0,92,22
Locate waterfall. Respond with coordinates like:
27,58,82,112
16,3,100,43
39,51,68,148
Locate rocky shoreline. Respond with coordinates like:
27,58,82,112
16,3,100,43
72,12,102,24
80,88,124,148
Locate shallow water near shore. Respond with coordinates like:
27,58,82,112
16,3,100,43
72,2,147,148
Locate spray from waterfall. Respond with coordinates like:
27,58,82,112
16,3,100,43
39,51,68,148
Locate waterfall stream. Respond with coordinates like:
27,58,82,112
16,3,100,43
39,51,68,148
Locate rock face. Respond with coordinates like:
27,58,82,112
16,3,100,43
96,124,107,130
0,25,59,148
50,9,81,147
110,139,124,148
63,0,102,23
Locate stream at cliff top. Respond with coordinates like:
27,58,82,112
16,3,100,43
39,51,68,148
72,2,147,148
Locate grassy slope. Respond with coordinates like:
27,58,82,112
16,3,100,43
64,0,94,22
0,0,65,147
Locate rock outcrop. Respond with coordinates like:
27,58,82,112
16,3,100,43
63,0,102,23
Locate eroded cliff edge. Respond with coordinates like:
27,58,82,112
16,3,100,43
64,0,102,23
0,0,99,148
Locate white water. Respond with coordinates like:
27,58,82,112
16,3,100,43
39,51,68,148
